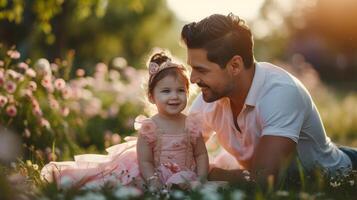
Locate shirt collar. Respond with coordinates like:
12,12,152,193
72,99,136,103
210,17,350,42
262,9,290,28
244,62,266,107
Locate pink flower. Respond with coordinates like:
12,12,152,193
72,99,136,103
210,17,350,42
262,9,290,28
111,133,121,144
6,105,17,117
49,98,59,110
95,62,108,73
0,95,8,107
0,76,4,87
76,69,85,77
28,81,37,91
61,107,69,117
25,68,36,78
61,87,72,99
41,75,54,92
18,62,29,70
54,78,66,90
40,118,50,129
7,50,20,59
50,63,58,72
148,62,160,75
4,80,17,93
0,60,4,67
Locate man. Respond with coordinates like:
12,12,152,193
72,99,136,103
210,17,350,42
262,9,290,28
181,13,356,186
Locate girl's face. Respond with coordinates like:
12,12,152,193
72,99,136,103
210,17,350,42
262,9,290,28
150,75,188,117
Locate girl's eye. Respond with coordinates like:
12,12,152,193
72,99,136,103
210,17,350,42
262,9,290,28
178,89,186,92
161,90,170,93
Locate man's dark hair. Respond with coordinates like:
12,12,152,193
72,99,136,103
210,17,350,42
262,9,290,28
181,13,254,68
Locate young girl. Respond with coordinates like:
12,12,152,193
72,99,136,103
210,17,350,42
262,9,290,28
41,52,209,190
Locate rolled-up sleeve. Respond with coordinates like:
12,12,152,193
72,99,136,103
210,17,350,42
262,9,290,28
258,85,306,143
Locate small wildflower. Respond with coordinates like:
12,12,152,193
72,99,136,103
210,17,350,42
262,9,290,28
40,118,51,129
25,68,36,77
330,181,341,188
349,180,354,186
6,104,17,117
61,107,70,117
7,50,20,59
95,62,108,73
73,192,106,200
113,186,142,199
18,62,29,70
231,190,245,200
54,78,66,90
33,164,39,170
28,81,37,91
0,95,8,107
76,68,85,77
24,129,31,138
4,80,17,93
49,98,59,110
50,63,58,72
0,60,4,67
26,160,32,167
35,58,51,77
32,106,42,117
0,71,4,86
111,133,121,144
276,190,289,197
112,57,127,69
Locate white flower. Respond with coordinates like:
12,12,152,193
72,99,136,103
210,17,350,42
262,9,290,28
275,190,289,197
112,57,127,69
171,190,185,199
35,58,52,77
33,164,39,170
329,181,341,188
74,192,106,200
113,186,142,199
230,190,245,200
349,180,354,186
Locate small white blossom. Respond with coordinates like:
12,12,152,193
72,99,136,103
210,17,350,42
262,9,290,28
231,190,245,200
74,192,106,200
113,186,142,199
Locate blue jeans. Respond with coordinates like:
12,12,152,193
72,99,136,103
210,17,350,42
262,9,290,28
339,146,357,170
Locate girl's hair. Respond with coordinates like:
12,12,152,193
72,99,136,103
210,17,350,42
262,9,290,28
147,52,189,96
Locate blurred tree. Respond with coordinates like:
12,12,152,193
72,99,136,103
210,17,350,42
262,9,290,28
254,0,357,82
0,0,177,72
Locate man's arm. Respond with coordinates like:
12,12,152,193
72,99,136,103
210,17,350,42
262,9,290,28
208,135,296,187
251,135,296,186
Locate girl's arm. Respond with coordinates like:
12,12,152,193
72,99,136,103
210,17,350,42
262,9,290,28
193,135,209,181
136,135,161,188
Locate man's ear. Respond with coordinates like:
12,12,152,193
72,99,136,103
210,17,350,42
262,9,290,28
227,55,244,75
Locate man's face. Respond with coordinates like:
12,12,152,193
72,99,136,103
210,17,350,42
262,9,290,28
187,48,234,102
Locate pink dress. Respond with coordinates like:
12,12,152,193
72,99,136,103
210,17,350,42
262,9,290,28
40,114,202,189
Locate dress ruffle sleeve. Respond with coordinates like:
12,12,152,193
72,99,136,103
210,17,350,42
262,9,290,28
185,112,203,145
134,115,157,146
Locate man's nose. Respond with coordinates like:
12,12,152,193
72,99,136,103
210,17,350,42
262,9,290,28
190,71,198,84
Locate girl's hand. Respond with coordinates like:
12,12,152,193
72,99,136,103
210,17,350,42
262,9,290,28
148,178,162,192
190,180,202,189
